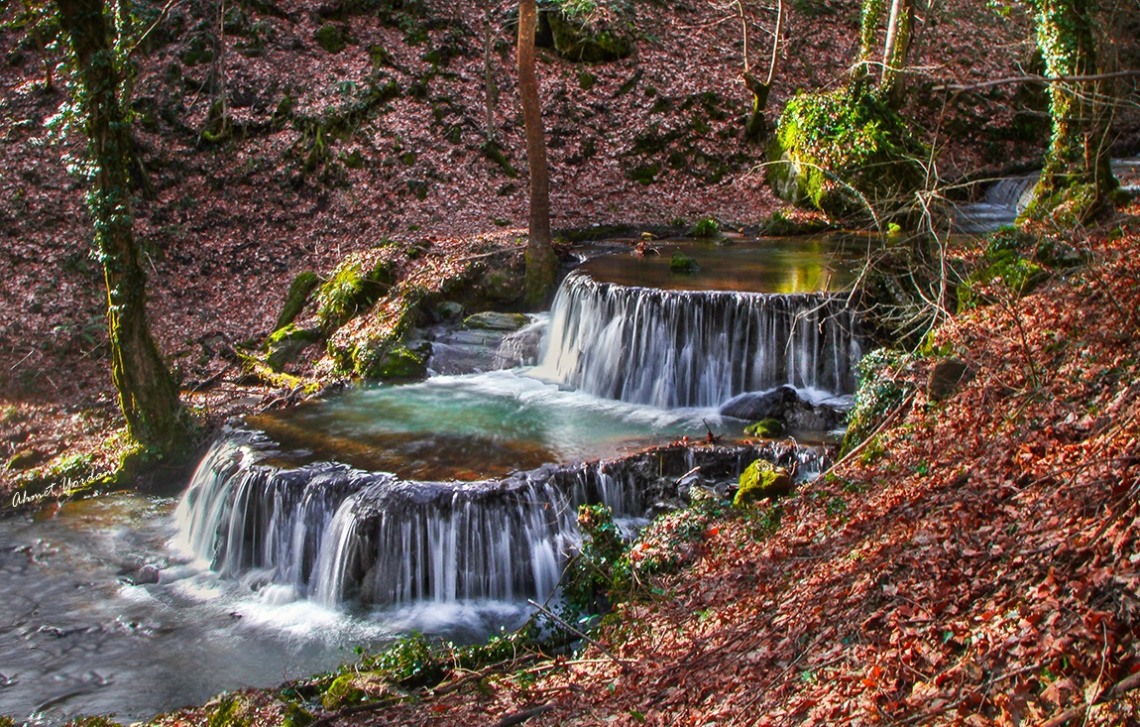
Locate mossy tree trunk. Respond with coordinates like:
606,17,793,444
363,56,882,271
518,0,557,308
56,0,185,452
1026,0,1115,214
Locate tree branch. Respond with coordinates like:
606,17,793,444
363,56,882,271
935,70,1140,92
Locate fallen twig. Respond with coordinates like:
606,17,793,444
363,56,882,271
527,599,629,672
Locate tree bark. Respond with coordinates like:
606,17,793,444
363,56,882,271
880,0,914,105
56,0,184,451
1028,0,1115,212
517,0,557,308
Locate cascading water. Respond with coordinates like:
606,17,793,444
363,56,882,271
174,430,806,608
535,272,861,408
174,257,858,616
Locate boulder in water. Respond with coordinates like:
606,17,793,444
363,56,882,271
722,386,849,432
722,386,800,421
463,311,530,331
744,418,785,439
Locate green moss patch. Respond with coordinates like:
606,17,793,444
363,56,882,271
315,251,398,330
768,87,927,221
274,271,319,331
734,460,793,506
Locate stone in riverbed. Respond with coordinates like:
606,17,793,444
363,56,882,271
463,311,529,331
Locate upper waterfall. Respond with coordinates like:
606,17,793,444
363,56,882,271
535,271,862,409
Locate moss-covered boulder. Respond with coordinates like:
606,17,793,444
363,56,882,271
734,460,793,506
744,418,785,439
669,253,700,273
326,294,419,379
768,87,927,221
275,271,320,331
315,251,398,330
265,324,323,370
544,5,634,63
322,670,397,710
373,343,430,380
315,23,349,53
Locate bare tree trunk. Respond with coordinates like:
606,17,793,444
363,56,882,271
742,0,781,141
484,3,499,145
518,0,557,308
56,0,184,452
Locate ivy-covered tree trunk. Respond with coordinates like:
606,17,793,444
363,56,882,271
518,0,558,308
1027,0,1115,215
56,0,184,452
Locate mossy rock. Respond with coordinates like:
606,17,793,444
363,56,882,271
315,252,398,330
280,702,314,727
266,324,323,370
373,344,430,380
327,295,419,378
206,694,255,727
322,671,396,710
669,253,700,273
768,86,927,221
734,460,792,506
463,311,529,331
315,23,349,53
758,209,831,236
275,271,320,331
545,9,633,63
957,252,1049,310
744,418,784,439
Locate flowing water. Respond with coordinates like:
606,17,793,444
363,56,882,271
0,236,866,724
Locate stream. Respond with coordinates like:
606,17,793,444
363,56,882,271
0,234,872,724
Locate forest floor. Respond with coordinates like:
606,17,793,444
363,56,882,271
148,207,1140,727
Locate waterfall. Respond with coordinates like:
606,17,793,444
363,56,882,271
175,432,818,608
536,272,862,407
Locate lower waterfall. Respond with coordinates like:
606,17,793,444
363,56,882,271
175,430,822,608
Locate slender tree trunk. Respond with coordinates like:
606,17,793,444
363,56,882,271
484,3,499,145
1028,0,1115,211
518,0,557,308
880,0,914,105
56,0,184,451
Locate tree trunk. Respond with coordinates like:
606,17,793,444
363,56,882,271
518,0,557,308
1028,0,1115,214
56,0,184,452
880,0,914,105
